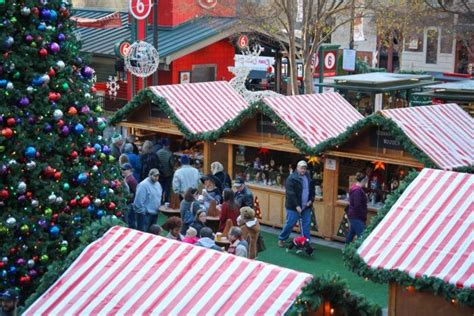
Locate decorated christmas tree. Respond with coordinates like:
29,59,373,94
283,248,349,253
0,0,126,298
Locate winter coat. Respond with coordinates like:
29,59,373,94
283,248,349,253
285,172,315,210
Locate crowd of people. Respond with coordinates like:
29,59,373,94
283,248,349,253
113,133,260,259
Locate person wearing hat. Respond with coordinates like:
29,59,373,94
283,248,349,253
200,174,222,211
233,177,254,208
278,160,315,248
1,288,19,316
110,133,124,160
133,168,162,232
172,154,200,199
121,163,138,229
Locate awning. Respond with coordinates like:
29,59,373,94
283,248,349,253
263,93,364,147
150,81,248,134
24,226,311,315
357,168,473,289
381,103,474,170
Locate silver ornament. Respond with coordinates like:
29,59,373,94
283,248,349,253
48,193,57,203
94,198,101,207
8,159,17,166
26,161,36,170
27,259,35,268
92,165,98,172
53,109,63,120
84,93,91,99
55,196,63,204
21,7,31,15
31,199,39,208
6,217,16,228
26,86,34,94
108,188,114,194
56,60,65,70
42,74,50,84
17,181,27,193
2,257,8,263
61,240,68,246
6,82,14,90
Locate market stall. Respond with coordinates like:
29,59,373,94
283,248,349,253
216,92,364,238
316,72,435,112
323,103,473,241
108,81,249,207
23,226,312,315
353,169,473,316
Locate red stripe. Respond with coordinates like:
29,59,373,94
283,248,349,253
442,231,473,286
274,276,314,314
359,169,437,261
106,241,182,315
89,237,167,315
385,172,467,270
437,104,472,136
182,260,251,315
255,272,300,314
37,228,135,315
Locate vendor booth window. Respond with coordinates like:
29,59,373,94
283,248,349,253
425,29,438,64
233,145,323,193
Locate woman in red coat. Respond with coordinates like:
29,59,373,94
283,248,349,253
218,189,240,232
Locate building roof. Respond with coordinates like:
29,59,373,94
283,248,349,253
357,168,473,289
149,81,248,133
24,226,312,315
424,80,474,93
380,104,473,170
263,93,364,148
73,8,238,62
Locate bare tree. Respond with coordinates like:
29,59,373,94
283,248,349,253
239,0,366,95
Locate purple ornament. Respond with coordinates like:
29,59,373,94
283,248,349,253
0,116,3,124
57,33,66,42
102,145,110,155
28,269,38,278
19,97,30,107
38,219,47,228
40,9,51,20
49,42,60,54
28,117,35,124
81,66,93,79
86,117,94,126
25,35,33,43
80,106,90,114
16,258,26,266
61,125,70,136
43,123,53,133
18,195,26,203
0,165,8,175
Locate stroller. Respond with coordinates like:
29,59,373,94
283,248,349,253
286,218,314,256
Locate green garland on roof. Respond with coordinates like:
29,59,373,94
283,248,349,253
108,89,471,171
20,217,125,312
342,171,474,307
287,273,382,316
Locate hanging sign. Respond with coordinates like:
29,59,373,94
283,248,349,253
312,50,338,77
324,52,336,70
237,35,249,50
115,40,131,58
342,49,356,71
370,127,403,150
129,0,152,20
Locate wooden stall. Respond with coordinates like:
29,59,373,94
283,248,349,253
323,103,473,241
109,81,249,208
216,93,364,239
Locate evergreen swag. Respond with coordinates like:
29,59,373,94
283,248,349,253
342,171,474,307
287,273,382,316
109,89,474,174
21,217,124,312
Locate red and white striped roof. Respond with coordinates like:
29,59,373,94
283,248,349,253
358,169,474,289
381,103,473,170
24,226,311,316
149,81,248,134
263,93,364,147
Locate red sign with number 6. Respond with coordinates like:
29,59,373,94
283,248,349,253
238,35,249,49
129,0,152,20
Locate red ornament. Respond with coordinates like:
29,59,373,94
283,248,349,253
70,151,78,159
39,48,48,57
20,275,31,285
115,211,122,217
57,119,65,128
91,86,97,93
9,248,16,255
67,107,77,116
1,127,13,138
79,196,91,208
48,92,61,101
43,166,55,177
69,199,77,207
52,214,59,221
31,7,40,17
54,171,62,181
0,262,4,269
0,189,8,199
6,117,16,126
48,68,56,77
108,202,116,210
83,146,95,156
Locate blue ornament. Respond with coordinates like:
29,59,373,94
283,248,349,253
32,76,44,87
24,146,36,159
102,145,111,155
75,230,82,237
99,189,107,198
97,210,105,218
74,215,82,221
87,205,95,214
93,143,102,152
8,266,16,274
37,23,46,31
49,10,58,21
74,123,84,134
77,172,88,184
3,36,14,49
0,80,7,88
43,123,53,133
49,226,60,236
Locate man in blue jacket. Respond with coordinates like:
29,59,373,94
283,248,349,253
278,160,315,248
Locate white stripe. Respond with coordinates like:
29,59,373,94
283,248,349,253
171,255,242,315
114,242,197,316
98,238,174,315
30,227,129,315
54,233,151,314
448,246,474,287
149,250,229,314
244,270,291,315
131,246,204,315
264,274,311,315
204,262,258,315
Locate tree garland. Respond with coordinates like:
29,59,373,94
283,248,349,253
342,171,474,307
108,88,473,173
20,217,125,312
287,273,382,316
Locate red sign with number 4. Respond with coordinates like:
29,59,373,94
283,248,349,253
129,0,152,20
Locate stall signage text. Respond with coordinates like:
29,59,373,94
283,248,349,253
370,128,403,150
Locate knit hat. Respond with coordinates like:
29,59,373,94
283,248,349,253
1,289,19,301
111,133,122,144
121,163,133,170
180,154,190,165
297,160,308,168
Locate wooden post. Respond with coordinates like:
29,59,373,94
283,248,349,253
227,144,234,178
388,282,397,316
203,142,210,174
320,156,339,238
